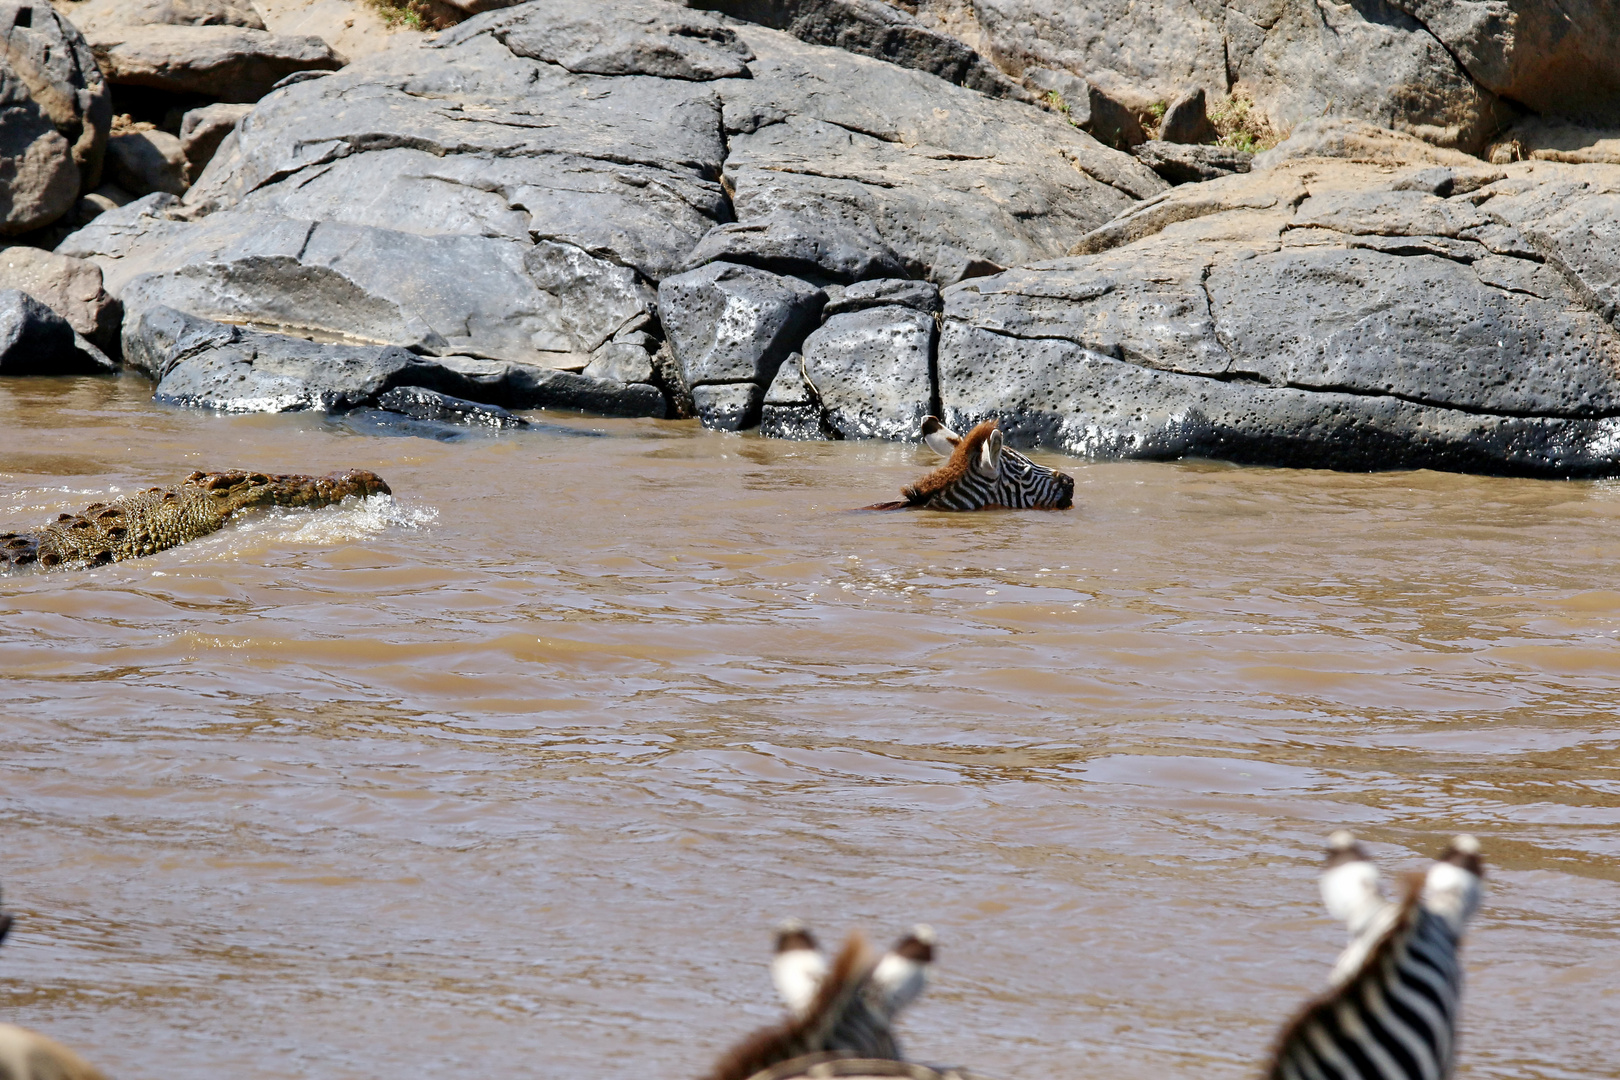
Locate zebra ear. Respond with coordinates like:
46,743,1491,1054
973,428,1003,477
920,416,959,456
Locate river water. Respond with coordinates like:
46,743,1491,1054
1,375,1616,1080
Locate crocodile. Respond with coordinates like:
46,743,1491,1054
0,469,391,570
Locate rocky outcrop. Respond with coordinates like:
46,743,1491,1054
106,125,188,196
1133,141,1251,185
0,288,113,373
951,0,1511,153
930,160,1620,476
802,279,941,440
66,0,346,102
683,0,1027,99
0,2,112,234
0,467,390,569
59,0,1156,425
1391,0,1620,127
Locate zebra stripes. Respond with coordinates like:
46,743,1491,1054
867,417,1075,511
1265,834,1485,1080
707,933,903,1080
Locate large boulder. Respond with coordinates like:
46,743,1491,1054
59,0,1155,425
934,161,1620,476
800,279,941,440
1392,0,1620,126
124,305,666,416
683,0,1027,98
964,0,1512,153
0,3,112,234
67,0,345,102
0,245,121,352
0,288,114,374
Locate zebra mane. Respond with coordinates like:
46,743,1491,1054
705,932,893,1080
900,420,999,506
1263,870,1450,1080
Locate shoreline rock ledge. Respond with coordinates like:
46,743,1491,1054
44,0,1620,477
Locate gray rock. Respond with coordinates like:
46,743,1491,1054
374,385,528,428
1132,140,1251,184
582,341,656,384
70,0,267,29
685,0,1027,98
179,102,252,179
0,4,112,233
691,381,765,430
1158,87,1216,144
719,28,1164,284
1083,82,1145,150
802,304,934,439
60,0,1168,425
0,289,114,375
126,304,446,411
494,0,753,80
66,197,655,368
0,245,122,353
823,278,940,315
759,351,832,439
107,128,189,196
937,160,1620,477
1252,119,1485,170
86,24,346,102
658,261,825,388
1391,0,1620,126
495,365,667,417
1024,67,1092,125
971,0,1510,153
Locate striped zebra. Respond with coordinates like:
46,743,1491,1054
867,417,1074,511
1264,832,1485,1080
707,933,901,1080
710,924,937,1080
0,887,109,1080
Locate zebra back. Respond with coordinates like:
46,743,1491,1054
707,934,900,1080
1265,873,1465,1080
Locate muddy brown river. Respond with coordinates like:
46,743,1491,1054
1,375,1616,1080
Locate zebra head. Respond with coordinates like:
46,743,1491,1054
872,417,1074,511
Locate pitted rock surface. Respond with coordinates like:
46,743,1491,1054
802,305,936,440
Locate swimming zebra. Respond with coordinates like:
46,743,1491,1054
867,417,1074,511
0,886,110,1080
1264,832,1485,1080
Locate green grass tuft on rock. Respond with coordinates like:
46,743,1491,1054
1209,93,1282,153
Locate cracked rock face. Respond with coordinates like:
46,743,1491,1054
968,0,1510,153
939,161,1620,476
60,0,1150,425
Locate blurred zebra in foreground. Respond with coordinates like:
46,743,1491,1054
706,923,937,1080
1264,832,1486,1080
0,886,110,1080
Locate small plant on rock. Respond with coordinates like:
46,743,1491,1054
1209,92,1282,153
366,0,455,31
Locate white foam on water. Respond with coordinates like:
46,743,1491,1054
177,494,439,563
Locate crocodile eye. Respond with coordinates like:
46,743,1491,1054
70,518,92,530
97,508,123,520
39,552,59,567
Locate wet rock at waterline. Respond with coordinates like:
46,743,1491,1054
374,386,528,429
0,2,112,234
0,289,114,375
123,306,666,419
937,161,1620,477
802,303,936,440
760,353,833,440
